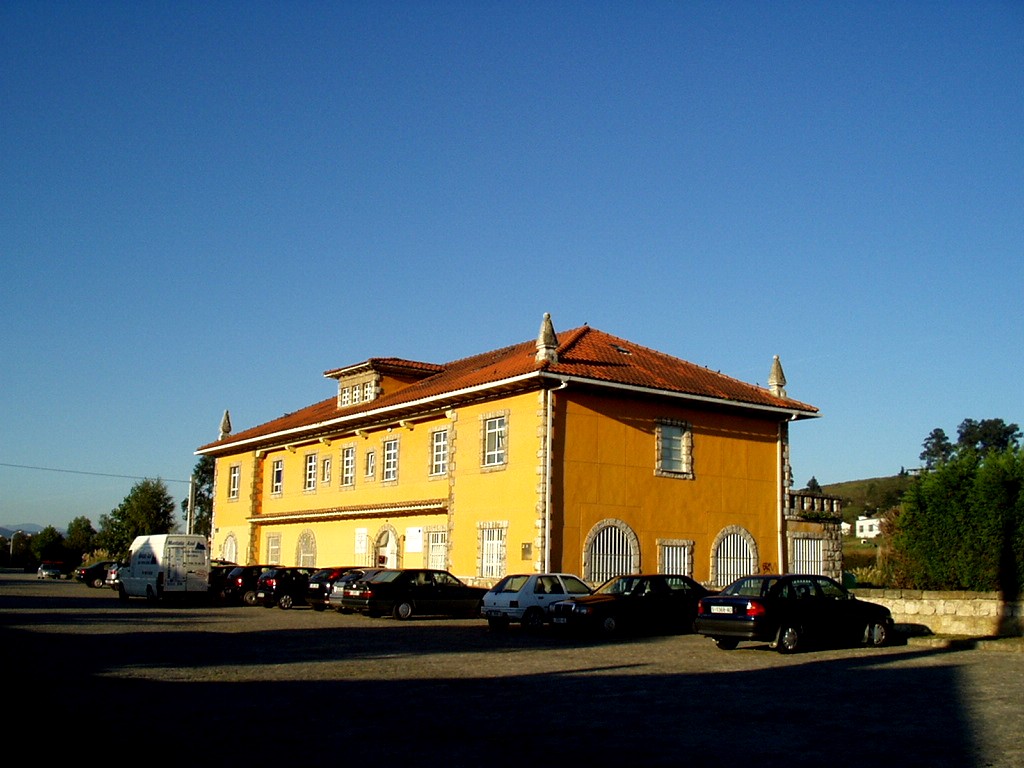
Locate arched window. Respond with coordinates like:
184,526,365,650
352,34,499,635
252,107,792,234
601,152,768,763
220,534,238,565
711,526,757,588
583,520,640,586
297,530,317,568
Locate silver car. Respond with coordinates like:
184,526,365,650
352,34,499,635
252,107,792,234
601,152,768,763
481,573,592,630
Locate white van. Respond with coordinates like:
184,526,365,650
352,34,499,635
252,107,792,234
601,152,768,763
118,534,210,602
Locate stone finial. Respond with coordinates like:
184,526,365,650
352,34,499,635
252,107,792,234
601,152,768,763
535,312,559,365
219,409,232,440
768,355,787,398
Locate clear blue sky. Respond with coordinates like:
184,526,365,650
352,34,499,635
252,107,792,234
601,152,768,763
2,2,1021,532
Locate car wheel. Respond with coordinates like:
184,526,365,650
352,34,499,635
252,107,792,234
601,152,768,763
243,590,257,606
865,621,890,647
488,616,510,631
521,608,545,630
600,615,618,634
777,625,802,654
278,594,294,609
714,637,739,650
393,601,414,620
91,577,105,589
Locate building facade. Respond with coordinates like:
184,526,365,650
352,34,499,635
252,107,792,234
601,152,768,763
197,314,840,587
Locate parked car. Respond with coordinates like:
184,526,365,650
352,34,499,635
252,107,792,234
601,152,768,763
37,561,64,579
256,566,315,609
305,566,364,611
339,568,487,620
223,564,280,606
694,573,894,653
551,574,712,635
74,559,116,588
328,568,385,613
104,562,125,590
481,573,593,630
208,562,238,603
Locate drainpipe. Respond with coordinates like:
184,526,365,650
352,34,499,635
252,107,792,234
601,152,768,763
545,380,568,572
777,417,794,573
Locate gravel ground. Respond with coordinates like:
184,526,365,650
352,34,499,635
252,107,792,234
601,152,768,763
4,571,1022,766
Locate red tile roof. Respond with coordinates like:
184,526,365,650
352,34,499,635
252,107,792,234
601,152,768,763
197,324,817,454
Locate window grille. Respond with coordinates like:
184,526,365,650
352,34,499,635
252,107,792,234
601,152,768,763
480,527,506,578
427,530,447,570
792,538,824,575
588,526,632,585
715,532,755,586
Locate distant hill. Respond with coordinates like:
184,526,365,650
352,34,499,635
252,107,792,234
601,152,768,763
0,524,47,539
817,475,916,524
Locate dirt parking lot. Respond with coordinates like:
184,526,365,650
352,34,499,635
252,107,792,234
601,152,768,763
3,571,1021,767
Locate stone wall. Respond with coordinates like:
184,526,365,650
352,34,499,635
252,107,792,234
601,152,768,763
853,588,1024,637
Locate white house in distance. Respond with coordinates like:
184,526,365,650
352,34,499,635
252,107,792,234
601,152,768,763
855,515,882,539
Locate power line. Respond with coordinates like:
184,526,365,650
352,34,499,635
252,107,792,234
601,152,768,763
0,462,191,485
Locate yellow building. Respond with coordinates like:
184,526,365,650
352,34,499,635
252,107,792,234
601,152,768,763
196,314,840,588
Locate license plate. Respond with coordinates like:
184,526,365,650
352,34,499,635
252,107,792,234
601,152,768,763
711,605,732,614
309,583,320,588
553,617,567,624
257,592,266,598
486,610,503,618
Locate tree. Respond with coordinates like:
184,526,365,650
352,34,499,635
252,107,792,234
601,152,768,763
96,478,178,557
920,419,1021,468
64,516,97,564
888,447,1024,593
956,418,1021,454
181,455,214,538
920,428,953,469
30,526,67,567
804,476,822,494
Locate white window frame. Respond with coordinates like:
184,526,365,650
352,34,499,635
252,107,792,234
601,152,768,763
365,449,376,480
266,534,281,564
341,445,356,487
228,464,241,500
430,429,449,476
655,420,694,479
271,459,284,496
483,414,507,467
383,438,399,482
426,528,448,570
304,453,318,492
478,523,507,579
321,456,332,486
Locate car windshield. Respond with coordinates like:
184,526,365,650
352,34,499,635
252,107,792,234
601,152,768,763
310,569,334,581
492,575,531,593
595,576,645,596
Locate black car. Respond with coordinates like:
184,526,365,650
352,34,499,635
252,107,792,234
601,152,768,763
223,565,280,606
74,560,116,588
328,568,385,613
256,566,315,609
551,574,712,635
694,573,894,653
207,562,238,603
339,568,487,620
305,566,365,611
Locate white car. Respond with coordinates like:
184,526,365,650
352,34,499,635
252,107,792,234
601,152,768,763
481,573,593,630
